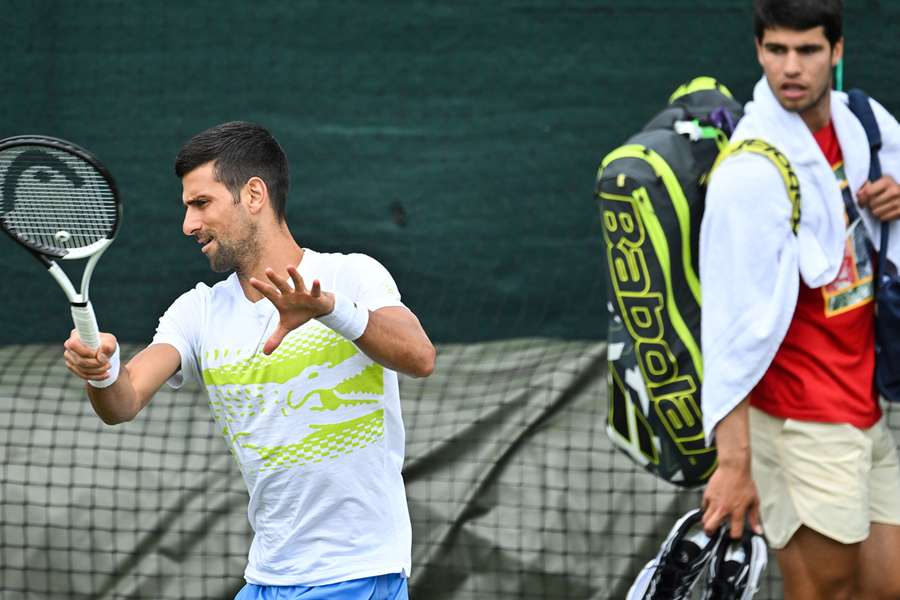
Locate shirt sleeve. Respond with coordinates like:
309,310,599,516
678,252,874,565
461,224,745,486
150,285,207,389
337,253,406,311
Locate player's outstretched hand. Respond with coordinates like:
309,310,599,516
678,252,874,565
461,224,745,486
64,330,118,382
858,175,900,222
250,265,335,355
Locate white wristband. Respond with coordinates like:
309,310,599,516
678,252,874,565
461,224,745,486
318,293,369,341
88,344,121,389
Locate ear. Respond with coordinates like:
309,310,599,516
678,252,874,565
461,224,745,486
831,37,844,67
755,37,765,69
243,177,268,216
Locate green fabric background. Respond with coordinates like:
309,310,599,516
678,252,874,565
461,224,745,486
2,1,898,343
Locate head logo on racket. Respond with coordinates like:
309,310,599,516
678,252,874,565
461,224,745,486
0,136,121,350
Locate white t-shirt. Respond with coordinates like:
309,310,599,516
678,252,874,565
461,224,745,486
151,249,412,586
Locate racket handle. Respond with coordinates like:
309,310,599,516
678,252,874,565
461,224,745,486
71,303,101,349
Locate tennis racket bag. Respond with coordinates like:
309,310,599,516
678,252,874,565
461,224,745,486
595,77,800,487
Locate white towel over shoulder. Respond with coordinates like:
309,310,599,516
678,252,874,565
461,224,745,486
700,77,900,440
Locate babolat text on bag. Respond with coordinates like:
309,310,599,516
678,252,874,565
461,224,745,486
595,77,799,487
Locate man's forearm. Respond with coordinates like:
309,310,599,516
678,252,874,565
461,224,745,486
714,397,752,468
86,366,143,425
702,396,762,537
355,308,436,378
85,344,182,425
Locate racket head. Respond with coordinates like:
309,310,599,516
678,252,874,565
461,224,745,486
0,135,121,259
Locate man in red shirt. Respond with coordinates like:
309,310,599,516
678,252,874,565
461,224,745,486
700,1,900,598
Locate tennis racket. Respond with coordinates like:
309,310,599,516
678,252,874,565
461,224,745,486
0,135,121,349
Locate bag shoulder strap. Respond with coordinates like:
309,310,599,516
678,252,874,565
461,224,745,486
847,89,883,179
846,89,889,278
710,139,801,234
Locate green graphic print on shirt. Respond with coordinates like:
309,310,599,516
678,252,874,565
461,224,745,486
201,322,385,473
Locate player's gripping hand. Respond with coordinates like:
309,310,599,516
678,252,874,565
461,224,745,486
249,265,336,356
64,330,119,382
701,456,763,540
857,175,900,222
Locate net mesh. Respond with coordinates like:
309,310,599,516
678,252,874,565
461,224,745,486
0,144,118,255
2,342,897,599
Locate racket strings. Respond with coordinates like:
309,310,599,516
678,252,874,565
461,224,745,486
0,146,118,253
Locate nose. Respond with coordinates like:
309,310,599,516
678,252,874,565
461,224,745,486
182,207,200,237
784,50,801,76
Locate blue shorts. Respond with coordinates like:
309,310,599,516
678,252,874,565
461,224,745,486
234,573,408,600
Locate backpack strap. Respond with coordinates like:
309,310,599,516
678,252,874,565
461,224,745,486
710,139,802,234
847,90,883,179
847,89,889,281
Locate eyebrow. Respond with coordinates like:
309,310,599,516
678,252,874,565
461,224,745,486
183,195,210,206
763,42,825,52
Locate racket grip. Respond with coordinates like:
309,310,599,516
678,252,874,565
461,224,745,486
71,302,102,349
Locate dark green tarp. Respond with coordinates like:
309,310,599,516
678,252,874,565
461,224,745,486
3,1,899,344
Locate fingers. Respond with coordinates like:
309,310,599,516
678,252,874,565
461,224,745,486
254,267,312,300
858,176,900,221
863,182,893,209
702,505,724,537
286,266,307,294
264,267,293,295
856,180,874,207
64,346,109,369
871,199,900,221
701,500,749,540
96,333,117,360
64,329,95,358
748,501,763,535
252,268,326,344
249,276,280,302
65,360,110,380
858,176,892,199
701,467,760,539
701,488,721,535
63,347,111,380
263,325,290,356
63,329,120,383
728,506,747,540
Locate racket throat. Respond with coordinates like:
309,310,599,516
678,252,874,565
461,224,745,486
47,262,82,303
47,261,81,306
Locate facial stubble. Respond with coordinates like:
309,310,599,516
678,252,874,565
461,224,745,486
208,214,261,275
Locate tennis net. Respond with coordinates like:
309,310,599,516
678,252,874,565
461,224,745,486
5,341,893,598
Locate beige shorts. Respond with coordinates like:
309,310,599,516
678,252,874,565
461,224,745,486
750,407,900,549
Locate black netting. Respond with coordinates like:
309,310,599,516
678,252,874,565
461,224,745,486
4,343,896,598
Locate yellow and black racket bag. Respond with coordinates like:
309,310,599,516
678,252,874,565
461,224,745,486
597,77,737,487
596,77,800,487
